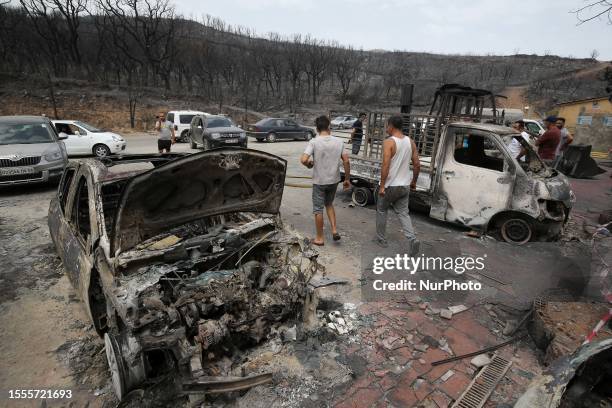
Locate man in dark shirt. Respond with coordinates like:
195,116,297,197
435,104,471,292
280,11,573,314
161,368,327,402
350,113,367,155
536,116,561,165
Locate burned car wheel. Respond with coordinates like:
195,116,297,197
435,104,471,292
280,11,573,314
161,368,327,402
104,332,130,400
500,217,533,245
352,187,373,207
104,331,146,401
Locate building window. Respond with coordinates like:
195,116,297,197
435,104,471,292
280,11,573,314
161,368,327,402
577,116,593,125
603,117,612,127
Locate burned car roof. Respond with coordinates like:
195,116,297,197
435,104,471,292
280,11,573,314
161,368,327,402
449,122,520,135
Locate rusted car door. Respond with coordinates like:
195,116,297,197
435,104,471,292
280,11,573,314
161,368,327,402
430,126,515,228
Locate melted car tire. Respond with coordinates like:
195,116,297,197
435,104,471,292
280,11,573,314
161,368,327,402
500,217,533,245
266,132,277,143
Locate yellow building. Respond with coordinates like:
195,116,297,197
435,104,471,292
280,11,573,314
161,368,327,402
554,96,612,131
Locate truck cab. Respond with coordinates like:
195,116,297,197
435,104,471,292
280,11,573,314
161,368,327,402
428,122,574,243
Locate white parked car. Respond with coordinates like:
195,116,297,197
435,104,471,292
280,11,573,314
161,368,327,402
331,115,357,129
52,120,126,157
523,119,545,136
166,110,209,142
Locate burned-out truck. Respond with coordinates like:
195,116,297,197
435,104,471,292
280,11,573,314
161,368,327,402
346,86,574,244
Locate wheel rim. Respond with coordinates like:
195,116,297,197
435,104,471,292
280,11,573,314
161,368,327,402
352,188,370,207
306,133,312,140
501,218,532,244
268,133,276,142
95,145,109,157
104,333,128,400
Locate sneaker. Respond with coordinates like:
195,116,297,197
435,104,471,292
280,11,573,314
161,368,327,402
409,239,421,256
372,237,389,248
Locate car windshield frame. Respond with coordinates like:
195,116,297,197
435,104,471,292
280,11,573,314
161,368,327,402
74,121,101,132
206,117,233,128
0,122,56,145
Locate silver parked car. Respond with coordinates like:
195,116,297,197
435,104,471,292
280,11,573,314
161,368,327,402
0,116,68,186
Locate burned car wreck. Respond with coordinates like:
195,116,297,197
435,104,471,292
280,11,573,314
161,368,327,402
48,149,325,401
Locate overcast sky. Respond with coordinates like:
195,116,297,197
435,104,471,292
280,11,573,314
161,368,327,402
176,0,612,60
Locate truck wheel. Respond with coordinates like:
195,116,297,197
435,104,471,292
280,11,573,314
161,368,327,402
352,187,374,207
500,217,533,245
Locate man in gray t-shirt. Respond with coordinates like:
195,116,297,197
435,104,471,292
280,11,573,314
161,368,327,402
301,115,350,246
154,112,176,153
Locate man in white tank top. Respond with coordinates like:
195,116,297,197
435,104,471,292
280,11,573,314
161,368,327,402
375,115,421,255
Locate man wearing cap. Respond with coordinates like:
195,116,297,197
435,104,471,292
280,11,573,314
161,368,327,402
535,116,561,165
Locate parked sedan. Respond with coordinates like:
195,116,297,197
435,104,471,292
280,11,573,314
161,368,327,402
52,120,126,157
0,115,68,186
189,115,247,150
246,118,314,142
331,115,357,129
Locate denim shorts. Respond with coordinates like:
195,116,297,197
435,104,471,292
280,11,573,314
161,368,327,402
312,183,338,214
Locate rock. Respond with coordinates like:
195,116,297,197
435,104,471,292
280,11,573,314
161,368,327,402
448,305,468,314
419,359,426,364
414,344,429,352
425,307,440,315
412,378,426,390
440,370,454,382
485,304,493,311
470,354,491,368
440,309,453,319
419,302,429,310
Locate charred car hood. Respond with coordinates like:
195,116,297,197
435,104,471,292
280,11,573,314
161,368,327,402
543,171,574,207
112,149,286,254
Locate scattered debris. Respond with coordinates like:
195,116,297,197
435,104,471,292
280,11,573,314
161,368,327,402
448,304,468,315
530,301,612,363
470,354,492,368
432,335,527,366
415,344,429,352
440,370,455,382
440,309,453,320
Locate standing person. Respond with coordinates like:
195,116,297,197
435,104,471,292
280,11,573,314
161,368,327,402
509,120,530,161
554,117,573,161
535,116,561,165
350,113,367,155
300,115,351,246
155,112,176,153
376,115,421,255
